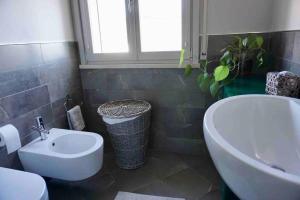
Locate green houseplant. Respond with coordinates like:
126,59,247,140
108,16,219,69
180,34,266,97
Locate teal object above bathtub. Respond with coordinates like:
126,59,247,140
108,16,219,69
223,76,266,98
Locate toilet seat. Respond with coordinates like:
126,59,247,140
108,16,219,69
0,167,48,200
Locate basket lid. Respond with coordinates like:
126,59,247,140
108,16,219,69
97,99,151,118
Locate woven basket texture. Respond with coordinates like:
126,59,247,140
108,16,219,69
98,99,151,118
266,72,300,97
99,100,151,169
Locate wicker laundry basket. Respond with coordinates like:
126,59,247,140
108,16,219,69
266,72,300,97
98,99,151,169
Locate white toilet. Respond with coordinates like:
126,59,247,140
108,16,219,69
0,167,48,200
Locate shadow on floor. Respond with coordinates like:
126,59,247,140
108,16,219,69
47,151,221,200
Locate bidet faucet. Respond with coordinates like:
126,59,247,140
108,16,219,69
32,116,49,140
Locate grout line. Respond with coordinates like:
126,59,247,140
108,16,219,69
0,41,76,46
0,84,48,100
9,103,52,125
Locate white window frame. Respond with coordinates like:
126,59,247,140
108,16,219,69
73,0,200,66
79,0,137,62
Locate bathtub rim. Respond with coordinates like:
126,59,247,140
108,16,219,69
204,94,300,185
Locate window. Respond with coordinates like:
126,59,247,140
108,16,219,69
87,0,129,53
138,0,182,52
79,0,193,63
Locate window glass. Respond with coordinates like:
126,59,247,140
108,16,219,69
138,0,182,52
87,0,129,53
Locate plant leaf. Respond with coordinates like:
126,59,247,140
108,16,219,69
200,60,208,67
199,73,211,92
257,51,263,59
220,51,231,65
210,81,220,97
184,64,193,76
234,36,242,48
197,73,204,84
199,60,208,72
258,57,263,67
179,49,185,66
242,37,249,47
214,65,230,81
256,36,264,48
256,51,264,67
248,35,257,48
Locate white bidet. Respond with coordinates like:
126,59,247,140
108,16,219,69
18,128,103,181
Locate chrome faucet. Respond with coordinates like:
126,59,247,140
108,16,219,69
32,116,49,140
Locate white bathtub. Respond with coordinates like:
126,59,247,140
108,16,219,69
204,95,300,200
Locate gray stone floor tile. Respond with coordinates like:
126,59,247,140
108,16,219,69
72,172,115,192
162,168,212,200
47,181,87,200
178,154,221,186
88,185,120,200
101,153,120,173
47,151,221,200
148,151,190,179
115,192,185,200
134,180,186,199
111,166,159,192
199,191,221,200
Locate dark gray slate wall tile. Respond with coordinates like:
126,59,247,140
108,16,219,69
207,35,234,60
84,89,205,110
208,33,272,61
47,76,81,103
81,68,208,154
81,68,201,91
0,42,82,169
271,31,295,60
80,70,108,90
151,107,205,140
0,86,50,123
7,104,53,140
271,30,300,75
84,104,112,151
34,60,79,85
0,149,22,170
0,68,41,98
289,61,300,75
292,32,300,64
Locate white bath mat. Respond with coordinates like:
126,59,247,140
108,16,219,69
115,192,185,200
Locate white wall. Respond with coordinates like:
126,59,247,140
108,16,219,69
202,0,300,35
203,0,274,35
271,0,300,31
0,0,75,45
